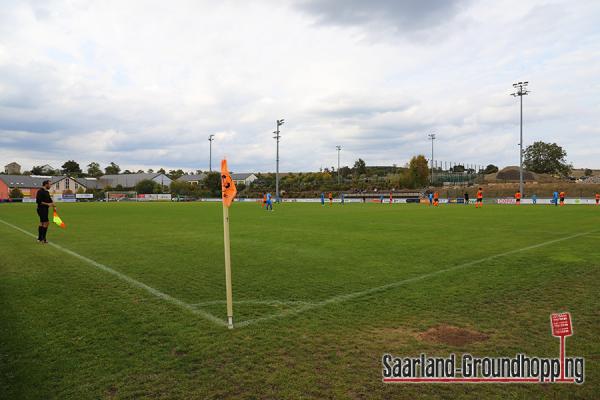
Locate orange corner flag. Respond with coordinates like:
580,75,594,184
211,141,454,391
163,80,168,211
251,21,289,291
53,210,66,228
221,159,237,207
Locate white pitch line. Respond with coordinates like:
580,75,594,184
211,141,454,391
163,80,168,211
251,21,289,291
236,230,596,328
0,218,226,328
191,299,316,307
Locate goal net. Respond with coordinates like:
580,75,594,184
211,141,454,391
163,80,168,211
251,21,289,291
105,191,138,202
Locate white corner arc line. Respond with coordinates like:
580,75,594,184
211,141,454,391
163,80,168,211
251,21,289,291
236,230,596,328
0,218,226,327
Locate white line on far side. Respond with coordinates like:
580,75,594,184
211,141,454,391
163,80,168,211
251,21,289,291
236,230,595,327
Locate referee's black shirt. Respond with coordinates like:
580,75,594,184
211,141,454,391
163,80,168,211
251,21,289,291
36,188,53,209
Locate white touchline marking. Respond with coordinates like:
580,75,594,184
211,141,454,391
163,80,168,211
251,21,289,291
236,230,596,328
0,218,226,328
191,300,316,307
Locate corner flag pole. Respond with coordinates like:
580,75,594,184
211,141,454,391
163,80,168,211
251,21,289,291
222,204,234,329
220,159,237,329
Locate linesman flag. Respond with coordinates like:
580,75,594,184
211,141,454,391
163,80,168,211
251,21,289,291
220,158,236,329
221,159,237,206
53,210,66,228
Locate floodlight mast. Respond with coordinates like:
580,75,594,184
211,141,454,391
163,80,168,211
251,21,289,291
208,134,215,172
511,81,530,197
273,119,284,202
336,145,342,184
428,133,436,185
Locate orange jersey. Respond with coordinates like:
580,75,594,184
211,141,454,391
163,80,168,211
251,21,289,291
596,193,600,200
328,193,333,200
560,192,566,198
433,192,439,200
515,192,521,200
477,191,483,199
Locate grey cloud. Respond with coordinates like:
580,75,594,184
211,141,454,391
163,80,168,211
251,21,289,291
1,0,599,172
296,0,468,34
315,102,412,119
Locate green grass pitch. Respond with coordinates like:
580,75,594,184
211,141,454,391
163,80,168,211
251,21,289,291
1,202,599,399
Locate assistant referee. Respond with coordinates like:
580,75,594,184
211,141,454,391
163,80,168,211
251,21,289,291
36,180,56,243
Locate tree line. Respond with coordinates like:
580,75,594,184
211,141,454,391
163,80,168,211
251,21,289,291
5,141,581,198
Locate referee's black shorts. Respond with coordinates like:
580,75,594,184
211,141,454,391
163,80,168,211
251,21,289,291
37,207,49,223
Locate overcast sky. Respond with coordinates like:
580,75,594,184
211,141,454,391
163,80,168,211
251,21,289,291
1,0,599,173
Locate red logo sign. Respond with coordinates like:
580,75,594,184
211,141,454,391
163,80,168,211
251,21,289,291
551,313,572,337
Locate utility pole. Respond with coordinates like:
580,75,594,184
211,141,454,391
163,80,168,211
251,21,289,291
208,134,215,172
511,81,529,197
428,133,436,185
273,119,284,202
336,145,342,184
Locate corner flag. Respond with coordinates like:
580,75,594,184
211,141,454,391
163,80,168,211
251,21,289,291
220,159,236,329
221,159,237,206
53,210,66,228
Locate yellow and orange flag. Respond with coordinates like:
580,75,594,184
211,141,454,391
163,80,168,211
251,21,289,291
221,159,237,207
53,210,66,228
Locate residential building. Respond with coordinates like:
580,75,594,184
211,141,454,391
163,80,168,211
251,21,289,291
51,176,86,194
4,162,21,174
0,175,47,199
177,173,207,185
0,174,109,200
231,173,258,186
99,173,172,189
38,164,57,175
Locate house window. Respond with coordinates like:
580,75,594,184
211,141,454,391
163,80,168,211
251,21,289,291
55,183,60,190
74,183,78,190
65,179,70,189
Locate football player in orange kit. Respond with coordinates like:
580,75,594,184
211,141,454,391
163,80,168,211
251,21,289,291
475,188,483,208
515,191,521,205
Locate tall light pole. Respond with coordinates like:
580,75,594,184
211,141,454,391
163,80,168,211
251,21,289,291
511,81,529,197
336,145,342,184
428,133,436,185
208,134,215,172
273,119,284,202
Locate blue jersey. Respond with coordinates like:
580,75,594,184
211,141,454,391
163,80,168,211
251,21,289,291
320,194,325,202
266,193,272,202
